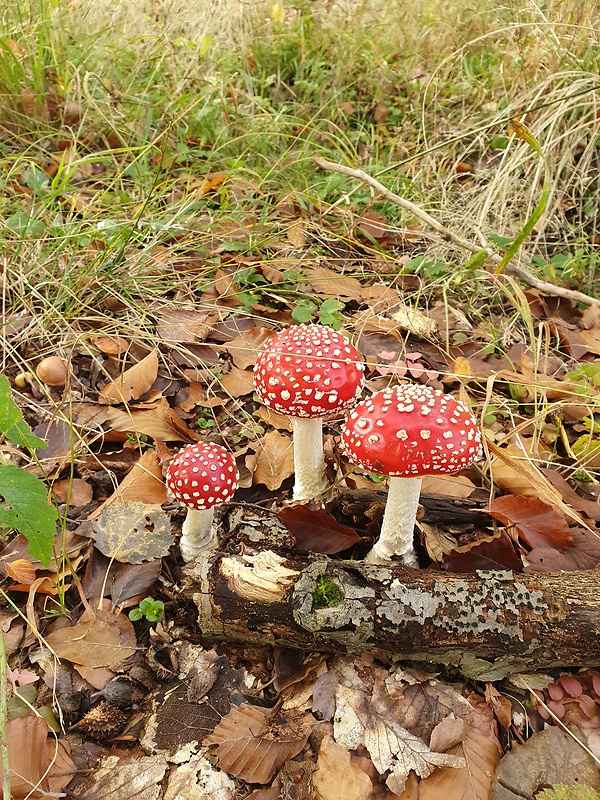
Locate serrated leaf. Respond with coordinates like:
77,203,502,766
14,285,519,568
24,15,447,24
0,464,57,566
0,375,46,450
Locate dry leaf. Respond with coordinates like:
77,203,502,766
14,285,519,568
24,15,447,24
94,335,130,355
278,506,361,554
391,304,438,338
421,474,476,498
249,430,294,490
306,267,362,301
93,502,172,563
0,716,74,800
156,309,219,343
486,495,573,549
287,220,307,248
220,366,256,397
204,703,314,784
44,606,137,668
5,559,36,585
313,735,372,800
99,350,159,403
91,449,168,518
225,328,275,369
106,397,198,441
258,405,293,431
76,753,168,800
418,699,501,800
53,478,94,506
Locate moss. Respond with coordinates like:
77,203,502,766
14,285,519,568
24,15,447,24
536,785,599,800
312,575,343,609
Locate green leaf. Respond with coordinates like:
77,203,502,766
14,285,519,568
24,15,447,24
0,375,47,450
291,300,317,324
0,464,57,566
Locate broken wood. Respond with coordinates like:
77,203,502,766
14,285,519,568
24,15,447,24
183,541,600,681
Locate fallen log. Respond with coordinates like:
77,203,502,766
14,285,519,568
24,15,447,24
182,537,600,681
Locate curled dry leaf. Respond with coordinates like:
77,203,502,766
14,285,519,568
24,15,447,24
278,506,361,554
44,606,137,669
485,495,573,550
0,716,74,800
391,304,438,338
99,350,159,404
5,558,36,585
93,335,130,355
247,430,294,490
203,703,315,784
92,502,172,563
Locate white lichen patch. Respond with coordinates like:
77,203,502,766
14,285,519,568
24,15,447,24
379,573,549,641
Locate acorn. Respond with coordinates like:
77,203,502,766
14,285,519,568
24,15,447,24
36,357,67,386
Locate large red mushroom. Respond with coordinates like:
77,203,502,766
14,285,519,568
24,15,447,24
342,384,481,566
166,442,239,562
254,324,364,501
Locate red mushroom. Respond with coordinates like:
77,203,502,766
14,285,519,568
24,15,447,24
342,384,481,566
254,324,364,501
166,442,239,562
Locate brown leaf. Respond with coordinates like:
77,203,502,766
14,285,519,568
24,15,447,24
357,211,388,239
287,220,307,248
486,495,573,550
0,716,74,800
5,559,36,585
258,405,293,431
526,526,600,572
44,607,137,668
106,397,198,442
99,351,159,403
92,502,172,563
442,530,523,572
204,703,314,784
485,684,513,729
156,308,219,344
110,559,162,607
421,474,476,499
94,335,130,355
278,506,361,554
418,699,501,800
542,468,600,522
225,328,275,369
91,449,168,518
313,735,372,800
53,478,94,506
306,267,362,301
249,430,294,490
220,366,256,397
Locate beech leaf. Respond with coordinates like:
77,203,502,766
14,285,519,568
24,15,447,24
485,494,573,549
44,607,137,668
278,506,361,554
99,350,159,403
249,431,294,490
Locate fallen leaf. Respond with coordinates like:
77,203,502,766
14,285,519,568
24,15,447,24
53,478,94,506
99,350,159,403
486,495,573,549
110,559,163,607
287,220,306,248
91,449,168,518
313,735,372,800
204,703,314,784
93,335,130,355
75,753,168,800
220,366,256,397
0,716,74,800
5,559,36,585
248,430,294,490
442,530,523,572
156,309,219,344
44,607,137,668
391,304,438,338
258,405,293,431
306,267,362,301
92,502,172,563
225,328,275,369
421,474,476,498
106,397,198,441
278,506,361,554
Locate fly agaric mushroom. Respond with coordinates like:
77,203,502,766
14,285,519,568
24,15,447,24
342,384,481,567
166,442,239,562
254,324,364,501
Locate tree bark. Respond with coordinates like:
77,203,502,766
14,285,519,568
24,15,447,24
183,546,600,681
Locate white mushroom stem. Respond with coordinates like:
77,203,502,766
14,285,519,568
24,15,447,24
365,476,420,567
291,417,329,501
180,507,218,562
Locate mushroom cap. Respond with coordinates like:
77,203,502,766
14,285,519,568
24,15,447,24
253,324,364,419
342,384,481,477
166,442,239,511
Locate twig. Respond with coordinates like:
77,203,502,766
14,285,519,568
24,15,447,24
313,157,600,308
0,633,11,800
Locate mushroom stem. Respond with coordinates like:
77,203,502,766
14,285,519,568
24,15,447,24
365,476,420,567
291,417,329,501
180,507,217,562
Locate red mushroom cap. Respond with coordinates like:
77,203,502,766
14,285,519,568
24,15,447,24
253,324,364,418
342,384,481,477
166,442,239,510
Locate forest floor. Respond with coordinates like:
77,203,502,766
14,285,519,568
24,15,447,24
2,1,600,798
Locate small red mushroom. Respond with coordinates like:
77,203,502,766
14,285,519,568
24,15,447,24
166,442,239,562
342,384,481,566
254,324,364,500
